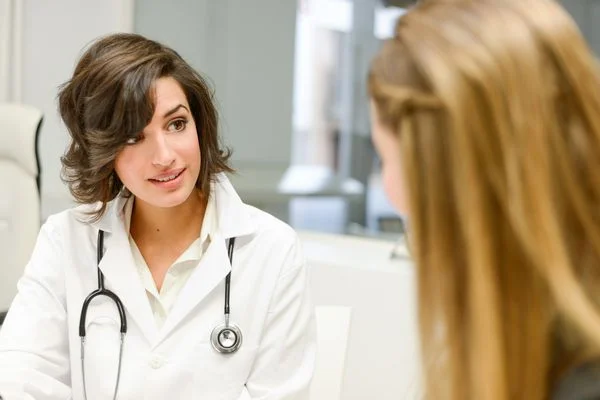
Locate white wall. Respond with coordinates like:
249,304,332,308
19,0,133,220
0,0,20,103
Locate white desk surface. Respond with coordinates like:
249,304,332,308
298,230,421,400
298,230,413,274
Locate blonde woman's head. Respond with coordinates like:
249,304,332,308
369,0,600,399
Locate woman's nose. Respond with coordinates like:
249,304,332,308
151,134,175,167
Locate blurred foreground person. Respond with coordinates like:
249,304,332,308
369,0,600,399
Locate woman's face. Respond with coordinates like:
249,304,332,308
114,76,201,209
370,101,408,216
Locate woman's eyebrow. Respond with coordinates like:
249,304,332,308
163,104,189,118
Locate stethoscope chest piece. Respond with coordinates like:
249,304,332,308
211,321,243,353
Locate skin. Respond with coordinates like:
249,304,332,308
114,76,205,291
369,101,408,216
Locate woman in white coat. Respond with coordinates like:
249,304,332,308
0,33,315,400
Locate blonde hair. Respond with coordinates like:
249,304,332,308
369,0,600,399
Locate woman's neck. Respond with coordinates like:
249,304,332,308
129,190,207,245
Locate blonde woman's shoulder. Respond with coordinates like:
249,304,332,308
552,361,600,400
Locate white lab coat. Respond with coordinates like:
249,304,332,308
0,174,316,400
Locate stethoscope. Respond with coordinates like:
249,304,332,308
79,230,242,400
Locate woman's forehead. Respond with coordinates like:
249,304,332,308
151,77,189,117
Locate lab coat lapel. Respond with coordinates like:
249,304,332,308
157,236,231,342
91,196,158,344
157,174,256,342
212,173,255,239
90,175,255,346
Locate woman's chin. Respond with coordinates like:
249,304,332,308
138,187,196,209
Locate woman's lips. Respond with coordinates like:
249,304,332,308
149,168,186,189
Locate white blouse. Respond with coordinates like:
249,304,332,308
125,194,216,329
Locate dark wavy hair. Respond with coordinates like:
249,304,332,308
58,33,233,220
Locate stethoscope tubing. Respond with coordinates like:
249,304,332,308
78,230,239,399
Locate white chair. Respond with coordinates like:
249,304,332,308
0,103,42,324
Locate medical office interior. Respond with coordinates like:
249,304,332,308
0,0,594,399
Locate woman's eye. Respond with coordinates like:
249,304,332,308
168,119,187,132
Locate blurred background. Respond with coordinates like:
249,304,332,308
0,0,591,238
1,0,409,239
0,1,596,398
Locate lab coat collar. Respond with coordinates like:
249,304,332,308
156,234,232,344
80,194,159,343
86,173,255,345
211,173,256,239
90,173,255,239
96,224,159,344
